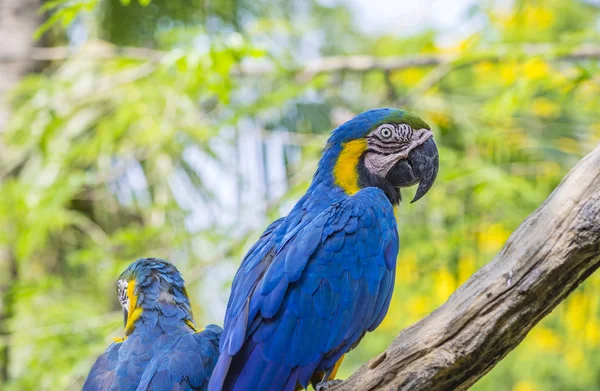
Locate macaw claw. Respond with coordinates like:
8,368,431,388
315,379,343,391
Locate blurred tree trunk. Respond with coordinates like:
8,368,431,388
0,0,40,130
0,0,41,384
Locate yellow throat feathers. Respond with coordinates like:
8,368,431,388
185,319,202,333
124,280,142,336
333,139,367,195
116,281,201,341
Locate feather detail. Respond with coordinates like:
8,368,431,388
211,187,399,391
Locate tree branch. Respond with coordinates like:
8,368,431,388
331,144,600,391
1,43,600,79
0,44,164,64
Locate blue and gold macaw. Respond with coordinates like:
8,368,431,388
84,258,222,391
209,108,439,391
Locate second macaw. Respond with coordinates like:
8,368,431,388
209,108,439,391
84,258,222,391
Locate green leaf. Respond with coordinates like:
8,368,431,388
34,12,63,39
38,0,67,13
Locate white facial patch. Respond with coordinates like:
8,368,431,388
117,279,129,310
365,127,433,178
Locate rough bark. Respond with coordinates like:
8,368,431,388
0,0,41,383
332,144,600,391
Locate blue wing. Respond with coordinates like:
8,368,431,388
222,216,286,327
83,342,123,391
136,324,223,391
209,188,398,391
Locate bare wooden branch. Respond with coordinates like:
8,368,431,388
1,42,600,80
331,144,600,391
0,43,165,64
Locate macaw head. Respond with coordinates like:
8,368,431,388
116,258,194,336
325,108,439,204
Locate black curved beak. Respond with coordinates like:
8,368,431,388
123,309,128,328
385,137,439,203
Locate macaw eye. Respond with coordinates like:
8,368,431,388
380,125,393,139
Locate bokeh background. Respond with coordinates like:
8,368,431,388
0,0,599,389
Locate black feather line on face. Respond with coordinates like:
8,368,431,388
357,155,401,205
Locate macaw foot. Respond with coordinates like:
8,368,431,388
315,379,343,391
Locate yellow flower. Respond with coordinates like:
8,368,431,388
513,380,537,391
474,61,495,77
457,253,476,285
478,224,510,253
429,111,451,128
434,269,456,303
565,292,587,332
585,321,599,347
565,347,584,370
407,295,430,318
499,63,518,85
531,98,561,119
379,296,402,331
396,252,417,284
393,68,426,86
531,326,561,352
523,59,550,80
524,5,555,29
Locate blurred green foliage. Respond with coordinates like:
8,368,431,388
0,0,599,390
